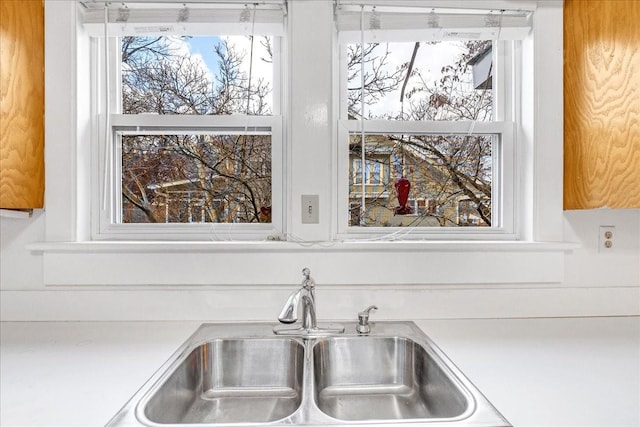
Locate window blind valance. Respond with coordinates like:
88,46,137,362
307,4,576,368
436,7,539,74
334,1,533,43
79,0,287,36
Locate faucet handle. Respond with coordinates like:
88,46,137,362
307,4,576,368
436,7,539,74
301,267,315,288
356,305,378,334
358,305,378,320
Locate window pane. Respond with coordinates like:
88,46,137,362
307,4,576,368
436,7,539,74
121,35,273,115
121,134,271,224
347,40,492,121
348,133,493,227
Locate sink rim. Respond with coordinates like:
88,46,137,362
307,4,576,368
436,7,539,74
104,321,510,427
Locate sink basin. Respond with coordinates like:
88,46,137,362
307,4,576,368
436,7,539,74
107,322,510,426
142,338,304,424
313,336,468,421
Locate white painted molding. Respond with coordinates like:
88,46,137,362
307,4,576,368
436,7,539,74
0,209,33,219
28,240,577,286
28,240,577,253
1,286,637,321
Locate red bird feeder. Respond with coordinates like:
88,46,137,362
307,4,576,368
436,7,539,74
394,177,413,215
259,206,272,222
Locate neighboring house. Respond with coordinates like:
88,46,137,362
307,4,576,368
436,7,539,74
122,134,272,224
123,178,224,224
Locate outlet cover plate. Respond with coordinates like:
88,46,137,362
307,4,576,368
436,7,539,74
598,225,616,253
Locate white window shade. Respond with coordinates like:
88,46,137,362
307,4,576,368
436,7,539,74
335,3,533,43
79,1,287,36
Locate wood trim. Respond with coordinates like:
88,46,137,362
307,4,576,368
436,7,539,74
0,0,45,209
564,0,640,209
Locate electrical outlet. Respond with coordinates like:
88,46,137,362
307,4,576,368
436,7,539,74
301,195,319,224
598,226,615,253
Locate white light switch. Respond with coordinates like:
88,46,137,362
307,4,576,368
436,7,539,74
301,195,319,224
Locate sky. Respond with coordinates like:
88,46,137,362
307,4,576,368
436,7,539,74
186,36,221,76
182,35,274,110
356,41,472,118
158,35,476,119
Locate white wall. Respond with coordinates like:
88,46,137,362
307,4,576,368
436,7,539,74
564,209,640,287
2,208,639,321
1,0,639,321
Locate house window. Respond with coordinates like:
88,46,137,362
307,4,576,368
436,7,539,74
335,3,529,238
80,1,286,239
351,155,389,186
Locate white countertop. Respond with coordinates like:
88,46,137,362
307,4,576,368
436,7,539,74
1,317,639,427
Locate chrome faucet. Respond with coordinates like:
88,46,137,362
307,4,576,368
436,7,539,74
273,268,344,336
277,268,317,328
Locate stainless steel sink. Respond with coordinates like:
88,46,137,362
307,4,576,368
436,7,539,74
143,338,304,424
313,336,468,421
106,322,510,426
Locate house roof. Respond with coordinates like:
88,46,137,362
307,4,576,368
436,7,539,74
468,44,493,90
467,44,493,66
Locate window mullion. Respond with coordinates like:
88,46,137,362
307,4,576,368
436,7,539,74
494,40,512,122
113,130,124,225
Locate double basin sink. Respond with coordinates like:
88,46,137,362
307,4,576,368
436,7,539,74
106,322,510,426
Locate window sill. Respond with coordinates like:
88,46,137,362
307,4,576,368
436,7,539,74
28,239,577,253
29,240,577,287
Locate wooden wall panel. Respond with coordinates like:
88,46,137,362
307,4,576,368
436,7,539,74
0,0,44,209
564,0,640,209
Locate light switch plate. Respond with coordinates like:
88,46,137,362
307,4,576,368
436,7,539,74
301,195,319,224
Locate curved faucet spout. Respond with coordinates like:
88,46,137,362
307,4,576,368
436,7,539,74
278,287,317,329
277,289,302,324
273,268,343,336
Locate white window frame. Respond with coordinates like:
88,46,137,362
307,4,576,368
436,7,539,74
87,9,286,241
337,121,515,239
97,115,283,240
36,0,572,288
335,35,518,240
